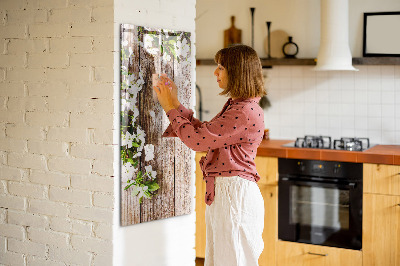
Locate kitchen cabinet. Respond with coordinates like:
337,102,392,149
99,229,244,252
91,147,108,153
259,184,278,266
195,151,207,258
363,164,400,266
363,193,400,266
256,156,278,266
195,156,400,265
276,241,362,266
363,163,400,196
195,154,279,266
255,156,278,186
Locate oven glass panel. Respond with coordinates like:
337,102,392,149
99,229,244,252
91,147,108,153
290,185,350,233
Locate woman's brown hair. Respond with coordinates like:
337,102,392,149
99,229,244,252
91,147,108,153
214,44,267,99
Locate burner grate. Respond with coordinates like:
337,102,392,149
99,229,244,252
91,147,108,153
333,137,370,151
295,135,332,149
286,136,372,151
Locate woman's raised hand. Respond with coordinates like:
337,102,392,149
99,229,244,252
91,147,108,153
152,74,175,113
160,74,180,108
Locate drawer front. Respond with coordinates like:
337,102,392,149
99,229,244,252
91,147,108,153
364,164,400,196
277,241,362,266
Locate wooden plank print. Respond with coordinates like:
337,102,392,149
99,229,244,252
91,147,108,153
120,24,193,226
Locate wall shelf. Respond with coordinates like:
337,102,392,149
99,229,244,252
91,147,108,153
196,57,400,67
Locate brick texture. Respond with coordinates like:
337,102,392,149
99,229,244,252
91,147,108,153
0,0,114,264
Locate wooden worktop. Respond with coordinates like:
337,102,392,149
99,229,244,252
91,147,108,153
256,139,400,165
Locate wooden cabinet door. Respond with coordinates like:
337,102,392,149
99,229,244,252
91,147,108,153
363,193,400,266
195,152,207,258
255,156,278,186
364,164,400,196
277,241,362,266
259,185,278,266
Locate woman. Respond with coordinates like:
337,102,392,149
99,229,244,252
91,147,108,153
153,44,266,266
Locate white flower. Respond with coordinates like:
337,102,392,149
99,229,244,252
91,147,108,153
127,71,145,98
137,71,145,87
163,53,171,62
144,164,157,180
136,126,146,152
176,37,190,58
132,185,141,196
131,107,139,124
132,151,142,159
121,131,136,148
127,72,136,82
144,34,159,55
122,162,135,182
122,40,128,46
132,185,151,200
144,144,155,161
121,98,135,112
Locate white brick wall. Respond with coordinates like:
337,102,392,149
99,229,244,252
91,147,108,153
0,0,114,265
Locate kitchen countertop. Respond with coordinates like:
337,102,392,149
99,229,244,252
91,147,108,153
256,139,400,165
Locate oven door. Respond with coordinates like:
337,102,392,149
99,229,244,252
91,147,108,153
278,176,362,250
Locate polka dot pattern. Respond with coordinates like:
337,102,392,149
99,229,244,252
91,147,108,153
161,97,264,206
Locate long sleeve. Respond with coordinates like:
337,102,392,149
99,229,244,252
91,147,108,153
164,105,249,152
161,103,202,138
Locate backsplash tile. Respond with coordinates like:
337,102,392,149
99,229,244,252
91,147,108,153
195,65,400,145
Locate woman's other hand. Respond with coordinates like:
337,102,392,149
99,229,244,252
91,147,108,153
153,75,175,113
160,74,180,109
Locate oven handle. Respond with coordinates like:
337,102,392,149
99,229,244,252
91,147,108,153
280,177,357,189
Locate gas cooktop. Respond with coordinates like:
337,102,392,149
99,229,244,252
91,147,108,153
282,135,376,151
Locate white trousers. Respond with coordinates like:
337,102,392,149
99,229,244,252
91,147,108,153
205,176,265,266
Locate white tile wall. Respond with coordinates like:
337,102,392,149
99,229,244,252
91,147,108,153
196,65,400,145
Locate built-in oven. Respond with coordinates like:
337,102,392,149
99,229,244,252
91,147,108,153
278,158,363,250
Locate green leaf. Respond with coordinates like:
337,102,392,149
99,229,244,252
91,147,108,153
124,182,134,190
132,142,140,148
147,183,160,192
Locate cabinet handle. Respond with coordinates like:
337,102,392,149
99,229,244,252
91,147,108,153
307,252,328,256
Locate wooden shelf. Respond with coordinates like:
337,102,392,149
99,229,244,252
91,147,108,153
196,57,400,67
352,57,400,65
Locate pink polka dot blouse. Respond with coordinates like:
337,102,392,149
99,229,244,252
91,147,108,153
162,97,265,206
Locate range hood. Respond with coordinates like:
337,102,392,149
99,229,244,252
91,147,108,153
314,0,358,71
